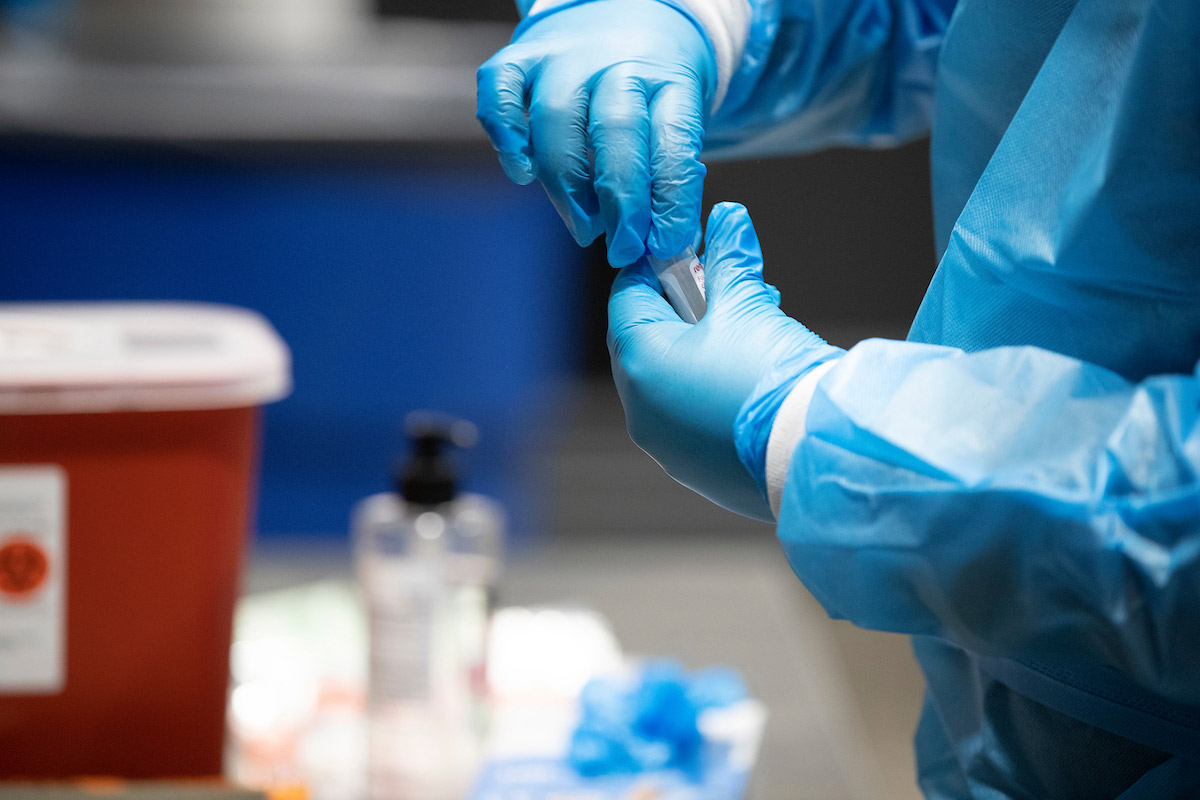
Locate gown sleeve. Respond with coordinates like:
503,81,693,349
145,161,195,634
702,0,958,157
776,338,1200,706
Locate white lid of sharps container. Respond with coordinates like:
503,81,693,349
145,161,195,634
0,303,292,415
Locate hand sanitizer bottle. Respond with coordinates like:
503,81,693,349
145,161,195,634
354,415,503,800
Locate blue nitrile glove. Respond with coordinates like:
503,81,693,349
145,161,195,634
608,202,843,520
569,660,749,777
476,0,715,267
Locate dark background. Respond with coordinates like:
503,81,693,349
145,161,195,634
377,0,520,22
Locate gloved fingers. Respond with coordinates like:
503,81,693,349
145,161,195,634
647,80,707,260
590,67,653,267
476,49,537,185
702,202,782,309
607,259,686,358
529,73,604,247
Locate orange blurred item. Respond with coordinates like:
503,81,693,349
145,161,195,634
0,776,275,798
0,304,290,779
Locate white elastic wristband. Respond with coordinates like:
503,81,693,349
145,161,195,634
527,0,577,14
526,0,751,111
765,360,837,517
673,0,751,110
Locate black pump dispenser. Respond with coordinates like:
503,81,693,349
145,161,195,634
395,414,477,507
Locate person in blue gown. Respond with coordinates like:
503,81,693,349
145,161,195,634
477,1,1200,796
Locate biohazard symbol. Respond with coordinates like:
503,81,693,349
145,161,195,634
0,536,49,600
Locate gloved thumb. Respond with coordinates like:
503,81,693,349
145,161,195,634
701,202,782,309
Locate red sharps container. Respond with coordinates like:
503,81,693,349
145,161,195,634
0,303,290,778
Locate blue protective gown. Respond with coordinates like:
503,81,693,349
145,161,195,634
705,0,1200,797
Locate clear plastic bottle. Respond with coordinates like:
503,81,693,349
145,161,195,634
354,417,503,800
647,246,706,323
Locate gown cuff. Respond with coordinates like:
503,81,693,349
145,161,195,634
765,359,837,517
526,0,750,111
670,0,750,110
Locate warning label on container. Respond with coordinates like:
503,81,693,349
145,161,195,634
0,538,50,597
0,466,66,694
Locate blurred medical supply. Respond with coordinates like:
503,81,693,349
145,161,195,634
354,414,503,800
485,607,624,763
646,248,706,325
472,660,765,800
228,581,368,800
480,615,765,800
0,303,290,779
488,607,622,705
226,580,764,800
569,661,748,776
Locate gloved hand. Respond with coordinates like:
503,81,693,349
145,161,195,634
608,202,843,520
476,0,714,267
